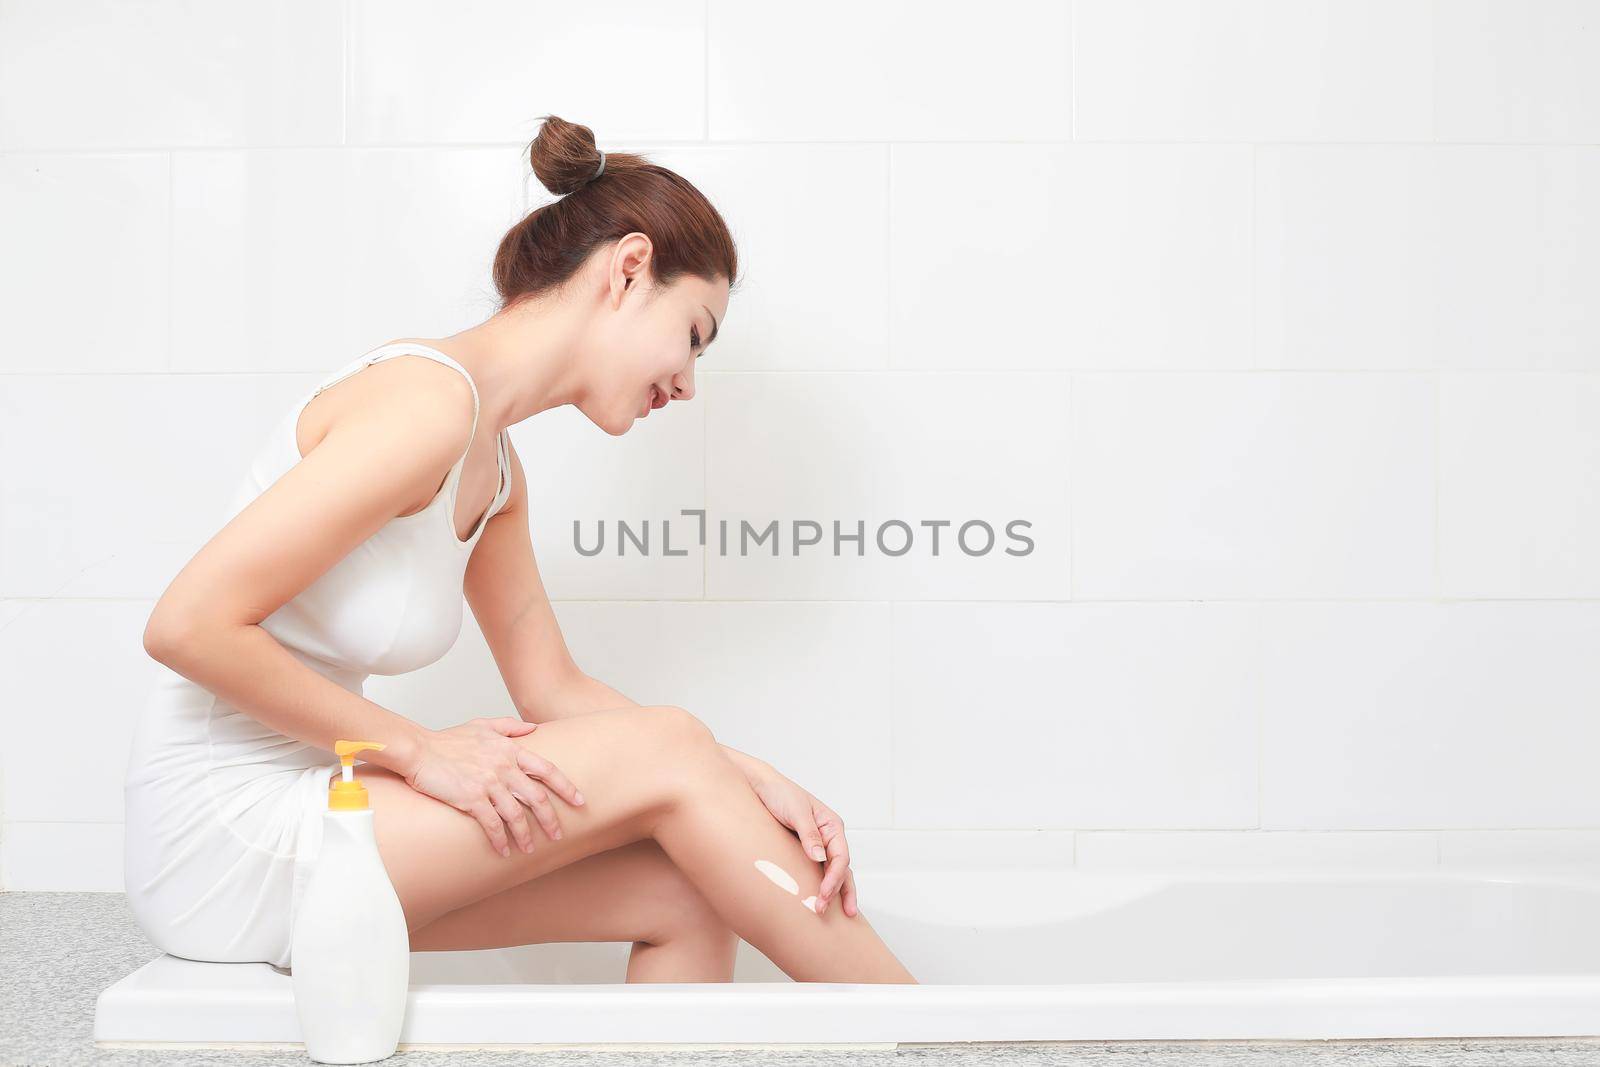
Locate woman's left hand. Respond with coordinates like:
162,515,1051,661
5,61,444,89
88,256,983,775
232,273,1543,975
749,768,858,917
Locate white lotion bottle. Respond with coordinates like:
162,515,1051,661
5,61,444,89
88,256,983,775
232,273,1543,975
291,739,411,1064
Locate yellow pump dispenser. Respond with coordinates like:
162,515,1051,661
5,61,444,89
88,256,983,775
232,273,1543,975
328,739,386,811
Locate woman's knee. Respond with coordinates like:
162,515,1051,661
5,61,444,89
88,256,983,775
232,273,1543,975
624,705,733,802
629,704,719,758
650,704,716,743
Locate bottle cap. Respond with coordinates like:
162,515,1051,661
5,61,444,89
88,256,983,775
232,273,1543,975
329,739,386,811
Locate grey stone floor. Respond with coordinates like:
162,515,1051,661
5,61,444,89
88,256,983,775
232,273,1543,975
7,891,1600,1067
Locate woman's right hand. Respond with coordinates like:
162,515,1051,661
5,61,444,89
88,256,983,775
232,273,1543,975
401,717,585,858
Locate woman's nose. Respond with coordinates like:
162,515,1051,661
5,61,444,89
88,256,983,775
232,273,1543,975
672,368,695,402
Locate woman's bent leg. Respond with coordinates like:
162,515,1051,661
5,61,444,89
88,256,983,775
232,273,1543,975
409,839,739,982
349,704,915,983
649,717,915,983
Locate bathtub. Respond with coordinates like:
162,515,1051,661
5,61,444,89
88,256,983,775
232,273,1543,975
95,867,1600,1050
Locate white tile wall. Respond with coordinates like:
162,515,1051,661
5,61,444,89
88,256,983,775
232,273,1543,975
891,602,1261,829
708,0,1073,142
1073,0,1435,143
1,600,161,824
5,0,1600,890
1256,146,1600,371
1439,373,1600,598
1433,0,1600,145
0,154,170,373
1259,602,1600,830
348,0,705,145
889,144,1253,370
170,147,528,371
1070,373,1436,599
0,0,344,150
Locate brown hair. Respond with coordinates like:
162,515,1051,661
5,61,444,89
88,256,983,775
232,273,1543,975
492,115,741,311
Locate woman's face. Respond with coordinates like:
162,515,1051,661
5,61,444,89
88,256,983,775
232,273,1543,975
582,238,728,436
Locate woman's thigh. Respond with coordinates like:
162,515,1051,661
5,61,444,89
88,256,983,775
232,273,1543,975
406,838,729,953
352,704,719,932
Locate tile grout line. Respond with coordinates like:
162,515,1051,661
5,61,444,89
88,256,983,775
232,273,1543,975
14,368,1596,378
710,0,716,141
16,141,1595,155
10,595,1600,605
888,600,896,828
884,142,892,368
1440,369,1452,601
341,0,351,146
165,150,174,373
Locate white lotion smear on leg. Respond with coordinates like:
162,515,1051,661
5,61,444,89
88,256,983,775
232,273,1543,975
753,858,819,913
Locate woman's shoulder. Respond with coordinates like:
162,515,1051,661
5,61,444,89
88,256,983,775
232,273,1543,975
296,345,477,463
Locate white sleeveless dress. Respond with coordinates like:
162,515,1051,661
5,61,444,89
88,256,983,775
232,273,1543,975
122,342,512,969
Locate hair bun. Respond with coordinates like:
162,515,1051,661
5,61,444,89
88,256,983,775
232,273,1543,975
527,114,607,196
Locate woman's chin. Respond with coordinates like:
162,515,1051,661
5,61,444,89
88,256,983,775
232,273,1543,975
579,404,637,437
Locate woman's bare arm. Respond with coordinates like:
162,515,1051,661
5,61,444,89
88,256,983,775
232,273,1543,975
142,357,478,776
463,437,775,785
461,437,583,721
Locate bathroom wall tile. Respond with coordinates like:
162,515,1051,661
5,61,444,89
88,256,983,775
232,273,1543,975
1,600,160,823
543,601,894,827
0,823,124,891
1256,146,1600,371
171,148,527,373
348,0,703,145
1073,0,1432,142
705,371,884,599
1260,602,1600,829
1434,0,1600,144
709,0,1071,141
848,829,1076,872
0,373,316,599
1440,830,1600,870
1439,373,1600,599
0,154,168,373
0,0,342,150
1428,149,1600,372
506,388,706,601
705,372,1068,600
1254,147,1432,371
642,144,889,372
891,602,1261,830
889,144,1252,371
1070,372,1435,600
875,373,1070,600
1077,830,1439,870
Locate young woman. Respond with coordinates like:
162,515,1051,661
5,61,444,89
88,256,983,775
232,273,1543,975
124,115,916,984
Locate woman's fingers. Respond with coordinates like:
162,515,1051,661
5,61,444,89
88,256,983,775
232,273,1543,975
487,782,536,855
518,748,585,807
815,811,851,914
817,848,849,913
840,868,860,917
467,797,513,858
508,775,562,842
486,715,539,736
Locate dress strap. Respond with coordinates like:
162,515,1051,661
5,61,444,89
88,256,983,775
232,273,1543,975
489,427,512,519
